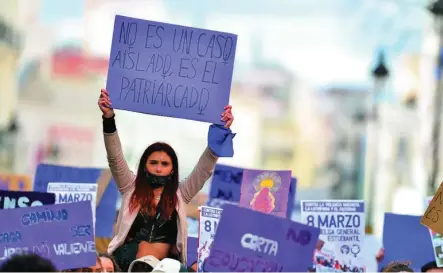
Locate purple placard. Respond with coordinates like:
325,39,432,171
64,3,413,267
239,169,292,217
204,204,320,272
0,190,56,209
187,236,198,267
106,15,237,125
0,201,96,270
380,213,435,271
209,164,243,202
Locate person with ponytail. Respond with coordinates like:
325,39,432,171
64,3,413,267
97,89,235,271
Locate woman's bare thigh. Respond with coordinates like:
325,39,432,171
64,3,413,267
136,241,171,260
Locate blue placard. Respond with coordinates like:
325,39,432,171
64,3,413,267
287,178,297,218
380,213,434,271
187,236,198,267
206,204,320,272
209,164,243,202
0,201,96,270
106,15,237,124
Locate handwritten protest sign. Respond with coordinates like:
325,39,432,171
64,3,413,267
301,200,366,272
0,201,96,270
205,204,320,272
106,15,237,124
240,169,292,217
424,196,443,267
0,190,55,209
198,206,222,272
382,213,434,272
422,182,443,235
208,164,297,218
0,174,32,191
33,164,119,237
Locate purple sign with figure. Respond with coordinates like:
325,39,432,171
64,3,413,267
204,204,320,272
0,190,55,209
208,164,297,218
106,15,237,125
239,169,292,217
0,201,96,270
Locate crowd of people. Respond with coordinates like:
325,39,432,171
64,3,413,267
0,88,441,272
1,251,443,272
314,256,364,272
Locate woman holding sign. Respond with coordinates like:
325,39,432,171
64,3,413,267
98,89,234,271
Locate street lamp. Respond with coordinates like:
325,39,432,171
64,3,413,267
371,51,390,113
365,51,389,234
5,114,19,170
428,0,443,195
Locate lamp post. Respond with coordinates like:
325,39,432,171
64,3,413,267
0,114,19,171
428,0,443,195
371,52,390,119
365,51,389,234
7,114,19,165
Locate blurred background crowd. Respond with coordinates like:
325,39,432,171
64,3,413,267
1,0,442,269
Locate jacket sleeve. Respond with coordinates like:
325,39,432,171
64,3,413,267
179,147,218,204
104,131,136,193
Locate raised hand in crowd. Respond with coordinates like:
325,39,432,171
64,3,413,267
376,247,385,263
221,105,234,128
98,89,114,118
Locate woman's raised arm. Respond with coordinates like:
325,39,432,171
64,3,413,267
99,89,135,193
179,105,235,203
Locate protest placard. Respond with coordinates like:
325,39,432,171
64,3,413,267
422,182,443,235
204,204,320,272
106,15,237,124
0,174,32,191
209,164,243,203
424,196,443,267
287,177,297,218
240,169,292,217
47,183,97,226
301,200,366,272
0,190,55,209
197,206,222,272
187,236,198,268
0,201,96,270
382,213,434,272
208,164,297,218
34,164,119,237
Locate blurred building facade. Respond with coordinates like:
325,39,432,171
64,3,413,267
0,0,22,171
319,86,370,200
17,45,108,174
366,53,430,237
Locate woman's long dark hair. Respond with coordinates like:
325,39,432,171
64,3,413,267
129,142,179,219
